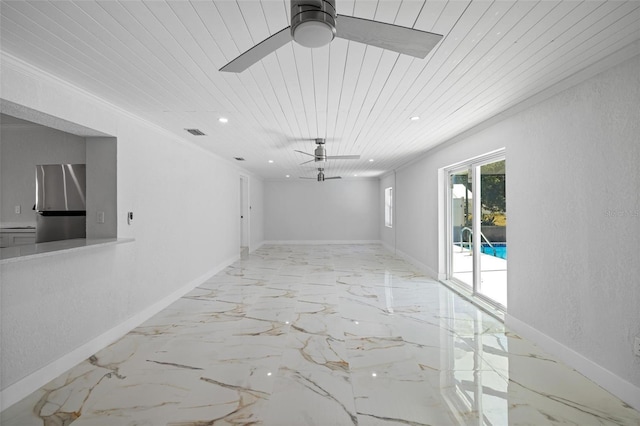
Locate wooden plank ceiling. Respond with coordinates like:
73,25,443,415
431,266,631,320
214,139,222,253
1,1,639,179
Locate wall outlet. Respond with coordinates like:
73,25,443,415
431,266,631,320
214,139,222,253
14,205,21,214
97,211,105,224
634,337,640,357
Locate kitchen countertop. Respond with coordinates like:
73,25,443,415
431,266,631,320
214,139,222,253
1,237,134,264
1,227,36,233
1,224,36,233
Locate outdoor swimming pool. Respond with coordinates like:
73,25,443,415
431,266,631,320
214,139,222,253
454,243,508,260
482,243,507,260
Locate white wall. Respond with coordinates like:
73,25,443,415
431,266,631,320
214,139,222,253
264,179,379,242
85,136,117,239
0,54,264,408
387,54,640,407
0,115,86,226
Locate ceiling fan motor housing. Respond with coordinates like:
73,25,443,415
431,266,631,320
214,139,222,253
291,0,337,48
314,144,327,162
317,169,325,181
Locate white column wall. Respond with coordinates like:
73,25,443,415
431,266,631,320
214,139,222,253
264,179,379,242
85,137,117,239
0,55,264,406
389,54,640,406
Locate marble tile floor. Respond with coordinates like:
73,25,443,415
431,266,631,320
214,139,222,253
451,246,507,308
2,244,639,425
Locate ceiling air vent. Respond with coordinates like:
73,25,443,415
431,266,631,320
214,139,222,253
185,128,206,136
234,157,246,161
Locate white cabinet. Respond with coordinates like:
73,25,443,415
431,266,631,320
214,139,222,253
0,229,36,248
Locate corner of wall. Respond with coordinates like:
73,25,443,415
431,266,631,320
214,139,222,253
381,243,439,280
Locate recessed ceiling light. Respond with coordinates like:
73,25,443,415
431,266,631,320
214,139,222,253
369,159,374,162
285,174,290,178
354,174,358,177
218,117,228,123
410,116,420,121
268,160,274,163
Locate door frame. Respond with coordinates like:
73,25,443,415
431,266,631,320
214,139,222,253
440,148,506,312
239,174,250,250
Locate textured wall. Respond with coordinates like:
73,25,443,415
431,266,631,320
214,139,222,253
506,54,640,386
85,136,117,239
264,179,380,242
0,55,261,393
391,54,640,392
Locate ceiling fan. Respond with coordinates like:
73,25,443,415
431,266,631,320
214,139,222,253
295,138,360,164
300,168,342,182
220,0,443,73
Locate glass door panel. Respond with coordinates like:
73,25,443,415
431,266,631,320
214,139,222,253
446,154,507,309
478,160,507,307
450,170,473,289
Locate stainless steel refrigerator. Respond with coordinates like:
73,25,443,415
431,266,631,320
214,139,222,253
35,164,86,243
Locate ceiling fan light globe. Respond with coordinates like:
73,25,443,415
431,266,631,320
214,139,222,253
294,21,335,48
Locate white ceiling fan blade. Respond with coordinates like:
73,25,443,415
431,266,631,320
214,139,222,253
327,155,360,160
299,177,316,179
325,176,342,180
294,150,316,157
220,26,292,73
335,15,442,59
299,159,315,165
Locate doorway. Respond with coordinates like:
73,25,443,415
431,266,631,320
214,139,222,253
239,175,249,256
446,152,507,308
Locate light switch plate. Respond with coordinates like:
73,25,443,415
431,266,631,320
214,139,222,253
634,337,640,357
14,205,21,214
97,211,105,224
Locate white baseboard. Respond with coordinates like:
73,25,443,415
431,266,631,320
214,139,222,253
249,240,265,253
263,240,382,245
506,314,640,412
385,246,439,280
0,254,238,412
380,241,395,254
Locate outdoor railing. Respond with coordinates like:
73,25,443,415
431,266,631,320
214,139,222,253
459,227,496,256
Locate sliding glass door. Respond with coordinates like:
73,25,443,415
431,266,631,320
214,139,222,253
447,153,507,308
478,160,507,306
450,168,474,288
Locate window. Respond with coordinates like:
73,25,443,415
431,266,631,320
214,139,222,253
384,187,393,228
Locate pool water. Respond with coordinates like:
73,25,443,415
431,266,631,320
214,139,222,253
481,243,507,260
